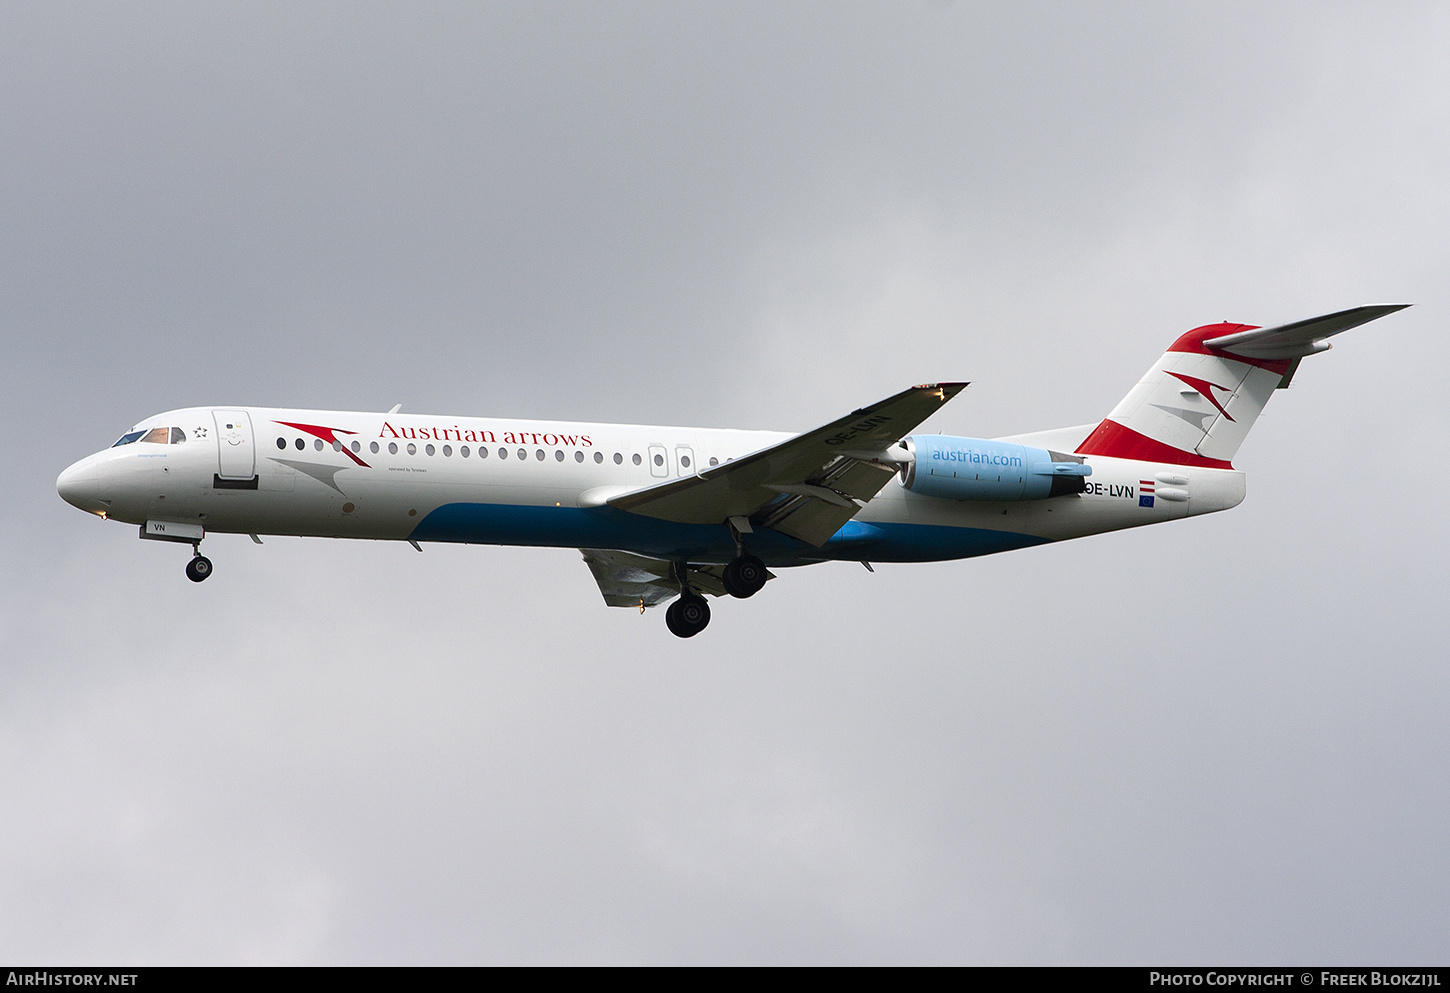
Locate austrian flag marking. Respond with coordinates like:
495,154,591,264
1139,479,1155,508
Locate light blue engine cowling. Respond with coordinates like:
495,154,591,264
903,436,1092,501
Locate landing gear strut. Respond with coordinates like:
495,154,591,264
665,561,711,638
723,518,768,599
185,544,213,583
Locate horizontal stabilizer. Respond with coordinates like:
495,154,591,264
1203,304,1409,359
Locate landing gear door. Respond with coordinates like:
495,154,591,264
213,410,256,479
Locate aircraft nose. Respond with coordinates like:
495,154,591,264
57,458,107,516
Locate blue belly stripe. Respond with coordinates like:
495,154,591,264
410,502,1050,565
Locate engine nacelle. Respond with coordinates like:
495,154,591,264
902,435,1091,501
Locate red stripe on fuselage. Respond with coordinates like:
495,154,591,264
1075,419,1234,469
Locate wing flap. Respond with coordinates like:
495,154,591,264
759,495,857,546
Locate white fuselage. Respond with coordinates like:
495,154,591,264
57,406,1246,566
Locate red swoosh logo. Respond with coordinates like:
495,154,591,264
274,421,371,467
1165,372,1235,422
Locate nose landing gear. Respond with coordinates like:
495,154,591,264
185,545,213,583
139,522,213,583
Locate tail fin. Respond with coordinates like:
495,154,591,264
1075,305,1408,468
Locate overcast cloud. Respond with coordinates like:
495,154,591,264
2,1,1447,964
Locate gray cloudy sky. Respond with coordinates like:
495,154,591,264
3,1,1447,965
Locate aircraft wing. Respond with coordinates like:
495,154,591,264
580,548,775,607
608,383,968,546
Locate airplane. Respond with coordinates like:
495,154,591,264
57,305,1406,637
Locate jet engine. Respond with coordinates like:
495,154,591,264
901,435,1091,501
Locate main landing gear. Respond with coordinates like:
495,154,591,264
665,593,710,638
185,544,213,583
666,561,712,638
663,547,769,638
721,553,767,599
720,517,768,601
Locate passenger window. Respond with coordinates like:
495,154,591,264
276,437,286,450
594,452,603,463
111,430,145,447
613,453,622,464
140,427,169,444
333,441,342,452
296,438,305,450
407,443,416,455
351,441,361,453
555,450,564,462
442,445,452,457
370,442,379,454
680,455,690,468
478,446,489,459
517,448,527,460
653,453,664,467
633,453,642,465
460,446,470,458
575,451,584,462
709,457,719,466
425,444,435,456
535,449,544,461
499,448,508,459
170,427,187,444
314,439,324,451
388,442,398,454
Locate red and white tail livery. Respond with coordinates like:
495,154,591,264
1077,305,1405,468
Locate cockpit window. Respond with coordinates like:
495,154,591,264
170,427,187,444
140,427,170,444
111,430,145,447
